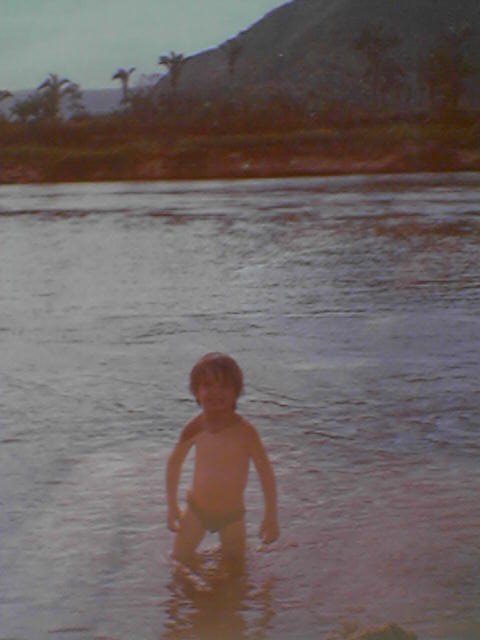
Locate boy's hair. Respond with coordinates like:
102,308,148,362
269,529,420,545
190,352,244,400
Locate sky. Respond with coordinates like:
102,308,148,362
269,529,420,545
0,0,285,91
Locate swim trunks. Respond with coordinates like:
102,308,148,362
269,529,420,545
187,493,245,533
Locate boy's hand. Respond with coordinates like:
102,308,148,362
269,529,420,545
259,516,279,544
167,505,181,532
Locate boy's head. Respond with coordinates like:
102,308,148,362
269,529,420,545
190,352,244,406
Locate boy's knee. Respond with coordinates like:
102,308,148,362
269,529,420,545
220,537,246,571
172,548,184,562
172,548,198,570
172,542,192,562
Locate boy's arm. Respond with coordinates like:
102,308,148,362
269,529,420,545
247,423,279,544
165,418,200,532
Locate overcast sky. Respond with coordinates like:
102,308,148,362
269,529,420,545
0,0,285,91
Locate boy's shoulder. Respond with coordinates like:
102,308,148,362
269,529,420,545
179,413,259,443
236,414,260,439
179,414,204,443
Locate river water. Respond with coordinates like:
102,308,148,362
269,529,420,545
0,174,479,640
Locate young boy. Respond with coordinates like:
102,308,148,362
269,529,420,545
166,352,279,573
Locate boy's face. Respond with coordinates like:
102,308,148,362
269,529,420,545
195,373,237,414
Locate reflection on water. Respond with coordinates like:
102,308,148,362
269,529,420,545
162,561,274,640
0,173,479,640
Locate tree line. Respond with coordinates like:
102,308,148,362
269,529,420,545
1,25,478,132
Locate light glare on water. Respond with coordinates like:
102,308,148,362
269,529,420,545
0,174,479,640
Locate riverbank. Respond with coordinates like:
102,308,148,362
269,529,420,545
1,119,479,183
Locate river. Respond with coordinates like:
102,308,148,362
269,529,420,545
0,173,479,640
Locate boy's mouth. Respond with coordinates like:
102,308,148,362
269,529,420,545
205,397,228,408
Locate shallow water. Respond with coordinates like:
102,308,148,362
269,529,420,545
0,174,479,640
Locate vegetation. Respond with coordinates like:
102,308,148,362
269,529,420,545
8,74,84,122
158,51,185,92
112,67,136,104
0,29,479,183
0,90,12,102
353,24,405,108
221,39,243,77
418,28,474,115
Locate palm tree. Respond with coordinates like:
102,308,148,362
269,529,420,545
353,24,403,108
64,82,85,118
221,39,243,77
37,73,83,119
0,90,13,121
10,92,45,122
158,51,185,92
418,28,472,113
112,67,136,103
0,90,13,102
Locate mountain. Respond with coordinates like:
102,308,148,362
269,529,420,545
0,88,122,118
3,0,479,120
80,89,122,114
158,0,480,110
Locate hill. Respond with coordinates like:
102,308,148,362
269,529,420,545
161,0,480,111
3,1,479,118
0,88,122,117
1,0,479,183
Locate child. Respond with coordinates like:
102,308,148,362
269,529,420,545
166,352,279,573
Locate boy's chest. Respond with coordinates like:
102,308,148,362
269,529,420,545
195,427,248,463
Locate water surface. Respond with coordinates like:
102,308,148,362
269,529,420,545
0,174,479,639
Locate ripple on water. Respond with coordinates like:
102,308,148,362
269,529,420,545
0,174,479,639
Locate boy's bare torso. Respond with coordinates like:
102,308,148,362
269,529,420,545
186,413,252,514
166,358,279,562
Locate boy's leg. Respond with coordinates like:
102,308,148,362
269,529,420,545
219,518,246,575
172,506,205,569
